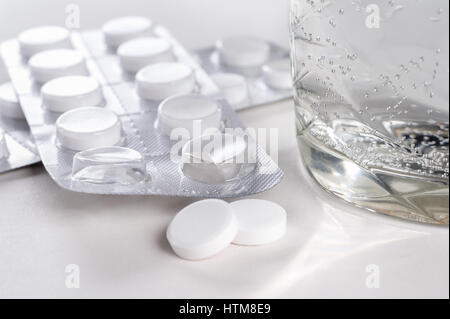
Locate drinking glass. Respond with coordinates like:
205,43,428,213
290,0,449,224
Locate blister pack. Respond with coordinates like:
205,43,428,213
193,37,293,110
1,20,283,197
0,80,40,173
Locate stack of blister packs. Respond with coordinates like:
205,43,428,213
1,16,291,198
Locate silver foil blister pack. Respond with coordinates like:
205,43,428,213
193,38,293,111
1,26,283,197
0,76,40,173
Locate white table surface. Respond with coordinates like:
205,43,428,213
0,0,448,299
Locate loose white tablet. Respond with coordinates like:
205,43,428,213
56,106,122,151
0,132,8,159
136,62,196,101
181,133,247,184
18,26,72,58
263,58,292,90
28,49,88,84
210,73,248,106
167,199,238,260
42,76,104,113
118,37,175,73
157,94,222,137
0,82,25,120
217,37,270,68
102,16,153,49
230,199,287,246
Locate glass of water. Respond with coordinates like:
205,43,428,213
290,0,449,224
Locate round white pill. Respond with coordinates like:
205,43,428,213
29,49,88,84
167,199,238,260
42,76,104,113
18,26,72,58
0,132,9,159
118,37,174,73
136,62,196,101
231,199,287,246
217,37,270,68
157,94,222,137
102,16,153,49
0,82,25,120
56,106,122,151
263,58,292,90
210,73,248,106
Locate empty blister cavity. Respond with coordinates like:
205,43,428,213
167,199,238,260
136,62,196,101
181,133,255,184
18,26,72,58
217,37,270,69
41,76,104,113
118,37,175,73
210,73,248,106
72,146,148,185
0,132,8,160
102,16,153,49
29,49,88,84
157,94,222,137
56,106,122,151
262,58,292,90
0,82,25,119
231,199,287,246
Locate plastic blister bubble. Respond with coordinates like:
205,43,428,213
181,132,257,185
72,146,149,185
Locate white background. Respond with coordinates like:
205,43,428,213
0,0,290,48
0,0,449,299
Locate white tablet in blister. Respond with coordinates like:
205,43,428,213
118,37,174,73
102,16,153,49
136,62,195,101
29,49,88,84
56,106,122,151
18,26,72,58
42,76,104,113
